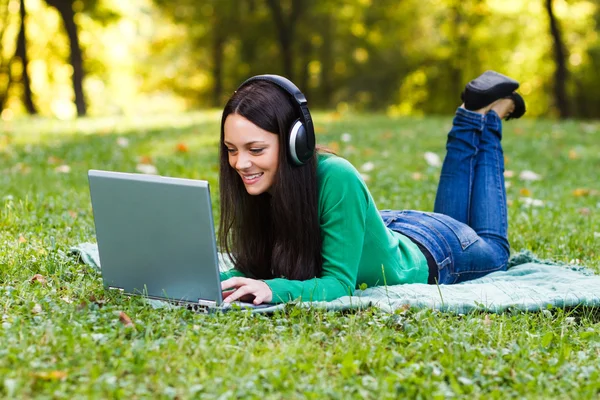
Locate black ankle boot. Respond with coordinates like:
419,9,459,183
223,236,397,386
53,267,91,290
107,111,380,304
461,71,520,111
505,92,526,120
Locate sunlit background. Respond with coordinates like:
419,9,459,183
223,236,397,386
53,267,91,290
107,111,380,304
0,0,598,120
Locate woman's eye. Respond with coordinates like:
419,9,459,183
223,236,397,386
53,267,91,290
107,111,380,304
250,148,264,154
226,148,236,154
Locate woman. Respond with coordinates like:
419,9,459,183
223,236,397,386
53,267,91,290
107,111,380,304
218,71,526,305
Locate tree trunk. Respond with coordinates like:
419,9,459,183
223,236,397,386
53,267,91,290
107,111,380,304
212,22,224,107
239,0,259,78
0,60,14,110
299,38,311,97
265,0,304,81
545,0,570,118
17,0,36,114
0,0,12,109
320,13,333,107
46,0,87,116
450,1,466,104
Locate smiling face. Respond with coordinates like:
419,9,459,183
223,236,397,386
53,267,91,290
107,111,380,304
223,114,280,195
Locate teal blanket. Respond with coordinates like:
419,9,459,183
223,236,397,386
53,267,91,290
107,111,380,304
69,243,600,314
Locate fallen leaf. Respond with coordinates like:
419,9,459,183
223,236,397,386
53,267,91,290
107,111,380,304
55,165,71,173
175,142,189,153
119,311,134,327
32,304,42,314
363,148,375,157
68,210,77,219
139,155,153,164
424,152,441,167
31,274,46,284
568,149,579,160
76,301,87,311
32,371,68,381
483,314,492,327
360,173,371,182
519,170,542,181
380,131,393,140
578,208,591,216
89,295,108,307
504,170,515,178
573,188,590,197
411,172,422,181
18,235,26,244
47,156,62,165
136,164,158,175
519,188,532,196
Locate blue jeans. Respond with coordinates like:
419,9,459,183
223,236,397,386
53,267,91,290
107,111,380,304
381,108,510,284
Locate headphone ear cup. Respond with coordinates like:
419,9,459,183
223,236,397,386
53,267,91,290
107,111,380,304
288,119,313,165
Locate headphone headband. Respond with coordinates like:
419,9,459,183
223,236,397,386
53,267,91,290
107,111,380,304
235,74,315,165
238,74,307,105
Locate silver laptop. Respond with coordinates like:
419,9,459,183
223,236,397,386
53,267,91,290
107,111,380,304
88,170,269,311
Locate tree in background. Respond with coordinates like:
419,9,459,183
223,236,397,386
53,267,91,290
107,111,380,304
0,0,10,110
265,0,306,82
45,0,87,116
1,0,599,119
545,0,570,118
0,0,36,114
16,0,35,114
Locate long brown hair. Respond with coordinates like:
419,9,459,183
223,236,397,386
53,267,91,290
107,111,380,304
218,80,323,280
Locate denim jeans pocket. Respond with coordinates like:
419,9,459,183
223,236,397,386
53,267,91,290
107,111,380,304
424,212,479,250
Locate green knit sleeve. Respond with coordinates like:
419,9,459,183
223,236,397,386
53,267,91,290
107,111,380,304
265,157,369,303
220,269,246,281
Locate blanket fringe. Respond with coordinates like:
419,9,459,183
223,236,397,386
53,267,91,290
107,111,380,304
508,249,595,276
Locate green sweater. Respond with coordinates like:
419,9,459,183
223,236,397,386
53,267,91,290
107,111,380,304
220,153,428,303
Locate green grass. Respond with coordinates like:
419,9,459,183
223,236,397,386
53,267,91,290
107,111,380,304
1,111,599,398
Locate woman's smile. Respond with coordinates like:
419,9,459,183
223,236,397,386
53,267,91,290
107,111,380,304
241,172,264,184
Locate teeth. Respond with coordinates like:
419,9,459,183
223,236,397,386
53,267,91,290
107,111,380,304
245,173,262,179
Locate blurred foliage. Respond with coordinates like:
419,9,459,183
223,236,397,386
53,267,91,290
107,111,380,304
0,0,598,120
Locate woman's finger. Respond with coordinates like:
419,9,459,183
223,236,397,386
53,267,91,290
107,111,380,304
221,277,246,291
224,285,252,303
253,294,265,305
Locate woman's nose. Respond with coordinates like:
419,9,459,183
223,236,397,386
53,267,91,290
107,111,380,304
236,153,252,170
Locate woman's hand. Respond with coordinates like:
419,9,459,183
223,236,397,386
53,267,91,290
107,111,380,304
221,277,273,305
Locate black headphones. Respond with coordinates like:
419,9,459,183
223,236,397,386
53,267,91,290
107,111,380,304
236,74,316,166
